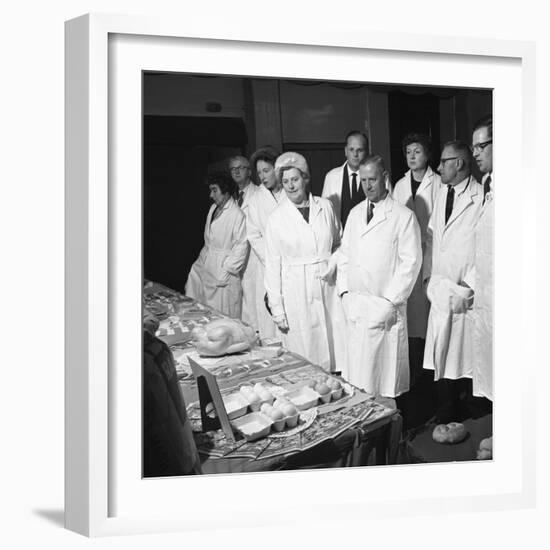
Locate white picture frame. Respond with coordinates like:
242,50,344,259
65,12,537,537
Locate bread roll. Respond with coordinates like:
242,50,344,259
476,436,493,460
432,422,468,444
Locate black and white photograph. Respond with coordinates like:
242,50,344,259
142,72,495,477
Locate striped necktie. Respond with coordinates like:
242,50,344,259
367,201,375,224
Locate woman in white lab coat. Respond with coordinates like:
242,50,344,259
392,133,442,340
264,152,346,372
392,134,442,386
185,172,249,318
241,147,284,339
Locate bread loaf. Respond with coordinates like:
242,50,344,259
192,318,257,356
432,422,468,444
476,436,493,460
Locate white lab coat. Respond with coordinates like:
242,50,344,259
337,195,422,397
321,162,346,221
239,183,262,329
472,175,493,400
392,167,443,338
264,195,346,371
423,176,483,381
185,198,249,318
243,184,283,339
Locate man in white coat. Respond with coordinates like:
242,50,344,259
322,131,369,228
423,140,483,423
228,155,260,330
471,115,494,409
337,155,422,398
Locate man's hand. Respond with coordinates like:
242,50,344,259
381,300,398,331
273,314,289,333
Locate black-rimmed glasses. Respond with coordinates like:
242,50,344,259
471,140,492,154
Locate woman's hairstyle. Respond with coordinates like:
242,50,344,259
205,171,237,197
250,146,280,171
401,132,432,158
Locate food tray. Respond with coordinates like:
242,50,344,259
239,384,275,411
223,393,249,420
285,386,321,411
205,392,249,421
231,411,273,442
268,408,317,439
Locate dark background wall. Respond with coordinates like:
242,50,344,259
143,73,492,293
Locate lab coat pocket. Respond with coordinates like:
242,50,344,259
215,270,232,288
365,294,396,331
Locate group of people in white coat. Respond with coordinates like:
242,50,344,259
185,118,493,426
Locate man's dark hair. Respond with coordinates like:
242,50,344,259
345,130,369,152
472,114,493,140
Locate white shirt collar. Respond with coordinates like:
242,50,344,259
347,165,359,178
450,175,471,196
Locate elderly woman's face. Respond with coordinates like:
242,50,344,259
209,184,229,207
281,167,308,205
405,142,429,171
256,160,277,190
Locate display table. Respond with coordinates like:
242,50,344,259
144,280,402,472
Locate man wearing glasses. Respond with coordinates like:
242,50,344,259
423,141,483,423
228,155,258,329
228,155,253,208
471,116,494,410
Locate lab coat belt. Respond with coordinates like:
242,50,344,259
205,246,232,254
282,255,331,267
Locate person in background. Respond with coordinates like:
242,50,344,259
470,115,494,411
185,171,249,318
228,155,259,330
143,309,202,477
322,131,369,228
243,146,284,339
337,155,421,397
264,152,346,371
423,141,483,423
392,133,442,386
229,155,254,208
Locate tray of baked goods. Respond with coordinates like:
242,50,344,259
200,375,353,441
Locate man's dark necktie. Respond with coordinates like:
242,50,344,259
237,191,244,207
445,185,455,225
367,201,375,224
483,175,492,205
351,173,358,201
